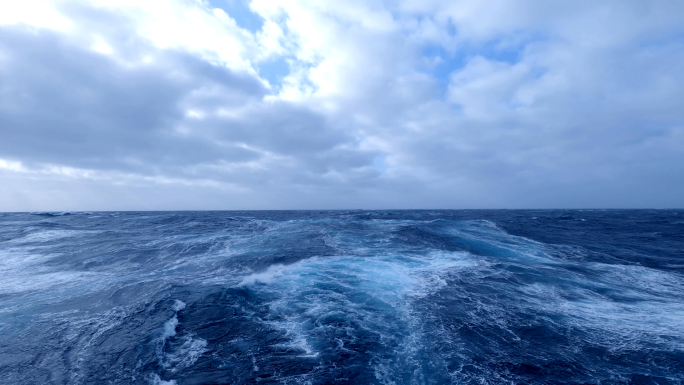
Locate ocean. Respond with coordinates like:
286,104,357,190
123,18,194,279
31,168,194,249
0,210,682,384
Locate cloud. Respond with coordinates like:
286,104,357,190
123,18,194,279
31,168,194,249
0,25,263,172
0,0,683,210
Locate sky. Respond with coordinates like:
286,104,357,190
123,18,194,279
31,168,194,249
0,0,683,210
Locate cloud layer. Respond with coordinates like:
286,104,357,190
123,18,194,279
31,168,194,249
1,0,683,210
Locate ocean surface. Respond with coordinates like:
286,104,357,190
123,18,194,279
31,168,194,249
0,210,682,384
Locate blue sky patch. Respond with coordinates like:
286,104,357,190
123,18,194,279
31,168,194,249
421,32,540,83
257,57,290,89
372,155,389,173
207,0,263,32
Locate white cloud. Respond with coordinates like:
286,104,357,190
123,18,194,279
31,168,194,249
0,0,73,31
0,0,683,209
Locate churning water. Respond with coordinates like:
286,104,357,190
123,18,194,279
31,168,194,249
0,210,682,384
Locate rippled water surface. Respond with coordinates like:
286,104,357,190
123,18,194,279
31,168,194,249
0,210,682,384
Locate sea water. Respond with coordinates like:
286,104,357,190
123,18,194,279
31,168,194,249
0,210,682,384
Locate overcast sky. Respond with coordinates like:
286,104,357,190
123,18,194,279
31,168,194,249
1,0,683,210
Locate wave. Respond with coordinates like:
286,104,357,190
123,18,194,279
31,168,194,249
0,211,681,384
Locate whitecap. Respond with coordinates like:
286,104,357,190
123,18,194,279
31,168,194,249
149,373,176,385
238,264,290,286
156,300,207,373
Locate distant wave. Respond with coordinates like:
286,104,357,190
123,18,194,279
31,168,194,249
30,211,73,216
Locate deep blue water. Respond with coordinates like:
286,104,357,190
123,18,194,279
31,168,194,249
0,210,682,384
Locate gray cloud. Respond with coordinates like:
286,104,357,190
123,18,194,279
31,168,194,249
0,0,683,210
0,26,262,170
0,19,374,189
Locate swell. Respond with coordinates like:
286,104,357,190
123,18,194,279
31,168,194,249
0,211,681,384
